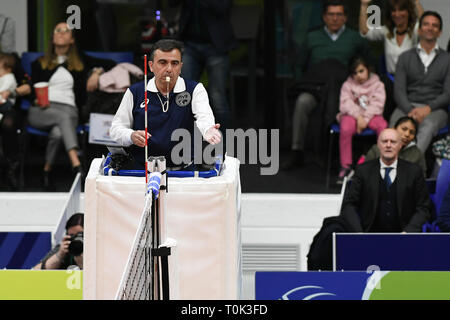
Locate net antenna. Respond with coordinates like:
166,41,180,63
144,54,149,184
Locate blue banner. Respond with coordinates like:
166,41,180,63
0,232,51,269
335,233,450,271
255,271,450,300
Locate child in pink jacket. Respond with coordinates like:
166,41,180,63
336,56,387,184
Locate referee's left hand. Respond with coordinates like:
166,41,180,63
205,124,222,145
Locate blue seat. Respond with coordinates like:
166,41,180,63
438,126,449,136
378,54,395,82
433,159,450,214
84,51,134,64
326,123,377,188
423,159,450,232
25,125,86,136
21,52,44,76
435,106,450,137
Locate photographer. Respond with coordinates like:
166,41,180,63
33,213,84,270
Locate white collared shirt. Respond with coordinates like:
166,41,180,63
362,22,419,74
110,76,215,146
324,25,346,41
417,42,440,73
47,55,76,107
380,158,398,184
48,66,75,107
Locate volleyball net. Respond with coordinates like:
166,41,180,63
115,191,154,300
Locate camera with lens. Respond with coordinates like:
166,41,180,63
68,232,83,256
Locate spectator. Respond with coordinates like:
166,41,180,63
110,39,221,170
390,11,450,153
0,53,17,113
27,22,115,190
341,128,431,232
0,51,32,190
282,0,373,170
363,116,427,176
0,52,18,187
431,133,450,178
436,182,450,231
169,0,236,133
33,213,84,270
432,133,450,162
0,14,15,53
359,0,424,120
335,55,387,184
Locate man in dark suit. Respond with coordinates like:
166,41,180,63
169,0,236,132
341,128,431,232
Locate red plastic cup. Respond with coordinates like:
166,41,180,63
34,82,49,106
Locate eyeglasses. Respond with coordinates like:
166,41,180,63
54,27,71,34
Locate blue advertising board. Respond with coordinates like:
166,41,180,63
334,233,450,271
255,271,450,300
255,271,373,300
0,232,51,269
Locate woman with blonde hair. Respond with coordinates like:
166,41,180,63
28,22,115,190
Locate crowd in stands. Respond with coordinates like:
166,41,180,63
283,0,450,186
0,0,449,193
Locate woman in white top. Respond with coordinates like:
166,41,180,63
359,0,424,119
28,22,115,190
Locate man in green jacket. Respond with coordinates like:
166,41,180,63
282,0,373,170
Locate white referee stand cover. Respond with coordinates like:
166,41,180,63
84,156,242,300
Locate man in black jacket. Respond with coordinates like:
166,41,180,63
341,128,431,232
170,0,236,132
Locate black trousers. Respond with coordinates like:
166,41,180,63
0,108,20,162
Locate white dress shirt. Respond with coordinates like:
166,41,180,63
362,22,419,74
380,158,398,184
48,66,76,107
324,25,346,41
417,42,440,73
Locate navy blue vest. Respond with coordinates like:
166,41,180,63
129,79,197,169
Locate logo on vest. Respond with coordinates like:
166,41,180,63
140,99,149,108
175,91,191,107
